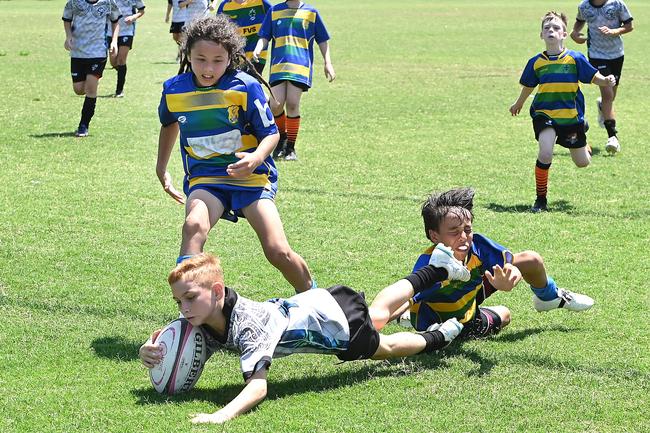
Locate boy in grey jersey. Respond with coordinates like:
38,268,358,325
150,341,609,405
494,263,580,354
105,0,146,97
62,0,121,137
571,0,634,155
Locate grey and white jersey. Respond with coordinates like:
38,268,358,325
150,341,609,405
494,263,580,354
170,0,188,24
185,0,209,23
62,0,121,58
202,288,351,381
577,0,633,59
106,0,145,37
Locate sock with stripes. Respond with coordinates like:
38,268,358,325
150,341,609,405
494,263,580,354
535,159,551,201
285,115,301,152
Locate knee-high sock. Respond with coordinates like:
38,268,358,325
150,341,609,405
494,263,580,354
80,96,97,127
285,115,301,151
535,159,551,199
116,64,127,94
604,119,617,138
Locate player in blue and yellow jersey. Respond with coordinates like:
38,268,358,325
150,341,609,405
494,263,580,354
156,14,315,293
106,0,146,97
252,0,335,161
369,188,594,339
571,0,634,155
62,0,121,137
216,0,272,75
510,11,616,212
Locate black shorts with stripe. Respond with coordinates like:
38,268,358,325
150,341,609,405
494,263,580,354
326,285,380,361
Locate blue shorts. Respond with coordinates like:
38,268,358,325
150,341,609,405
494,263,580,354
186,183,277,223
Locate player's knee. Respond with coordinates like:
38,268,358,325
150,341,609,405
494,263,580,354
538,149,553,163
182,213,209,238
368,307,388,331
264,244,293,267
73,85,85,95
575,158,590,168
285,100,300,114
499,308,511,327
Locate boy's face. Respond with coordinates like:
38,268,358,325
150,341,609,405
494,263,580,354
428,214,473,263
540,17,567,45
171,278,220,327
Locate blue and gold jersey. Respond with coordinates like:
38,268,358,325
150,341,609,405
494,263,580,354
258,2,330,87
409,234,513,331
158,70,278,192
217,0,272,64
519,49,597,126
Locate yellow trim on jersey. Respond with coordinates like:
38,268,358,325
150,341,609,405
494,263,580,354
221,0,264,12
270,62,311,76
538,82,579,93
189,174,271,188
275,35,310,49
166,89,248,113
272,9,316,23
425,287,480,313
536,108,578,119
183,135,259,160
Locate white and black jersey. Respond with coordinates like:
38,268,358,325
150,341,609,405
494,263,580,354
185,0,209,23
202,287,357,381
63,0,121,58
577,0,633,59
106,0,145,38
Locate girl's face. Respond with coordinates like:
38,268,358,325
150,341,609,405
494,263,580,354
189,40,231,87
428,214,474,263
171,278,218,327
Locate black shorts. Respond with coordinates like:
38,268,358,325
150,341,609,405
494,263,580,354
70,57,107,82
270,79,310,92
107,35,134,49
169,21,185,34
533,116,587,149
589,55,624,86
460,307,503,339
326,285,380,361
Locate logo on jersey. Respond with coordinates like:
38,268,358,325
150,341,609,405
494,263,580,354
178,116,187,124
302,19,309,30
227,106,239,124
249,9,256,21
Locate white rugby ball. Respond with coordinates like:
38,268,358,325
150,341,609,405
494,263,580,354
149,318,207,395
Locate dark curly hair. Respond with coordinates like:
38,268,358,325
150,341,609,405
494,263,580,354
177,14,272,93
421,188,475,241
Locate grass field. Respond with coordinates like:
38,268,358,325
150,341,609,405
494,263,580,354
1,0,649,432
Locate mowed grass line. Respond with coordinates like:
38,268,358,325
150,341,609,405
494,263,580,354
0,1,648,432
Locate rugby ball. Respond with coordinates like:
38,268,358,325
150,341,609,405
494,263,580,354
149,318,207,395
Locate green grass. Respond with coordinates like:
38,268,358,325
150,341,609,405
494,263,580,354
1,0,649,432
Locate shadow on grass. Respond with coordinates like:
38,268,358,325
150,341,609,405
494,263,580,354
91,336,142,361
485,199,574,214
132,356,450,406
29,131,77,138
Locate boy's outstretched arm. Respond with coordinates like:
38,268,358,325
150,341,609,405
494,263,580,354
191,368,268,424
510,86,534,116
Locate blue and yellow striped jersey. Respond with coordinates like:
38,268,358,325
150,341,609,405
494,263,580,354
258,2,330,87
409,234,513,331
519,49,597,126
158,70,278,192
217,0,272,64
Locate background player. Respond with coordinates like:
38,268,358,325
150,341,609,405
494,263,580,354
570,0,634,155
253,0,335,161
63,0,121,137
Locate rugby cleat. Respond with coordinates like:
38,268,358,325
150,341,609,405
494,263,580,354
429,243,470,281
427,317,464,343
533,288,594,312
75,124,89,137
531,197,548,213
284,150,298,161
605,136,620,155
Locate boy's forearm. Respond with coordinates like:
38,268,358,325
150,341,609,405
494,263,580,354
255,132,279,160
111,22,120,43
318,41,332,65
515,86,534,105
64,20,72,38
219,377,268,421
